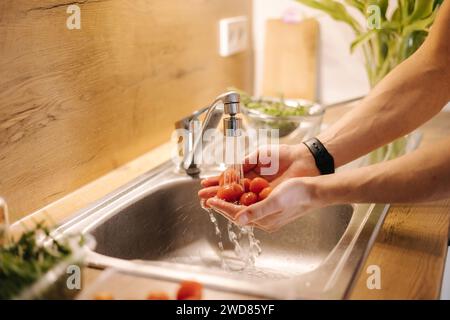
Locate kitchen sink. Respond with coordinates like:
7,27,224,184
55,161,386,299
55,123,422,299
92,179,352,276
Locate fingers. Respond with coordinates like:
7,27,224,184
206,197,246,221
243,171,259,180
243,146,279,181
243,151,258,173
234,194,282,226
200,176,220,187
205,195,278,232
243,147,272,173
269,171,293,188
254,206,314,233
198,186,219,199
201,172,260,187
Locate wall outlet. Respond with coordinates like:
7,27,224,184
219,16,248,57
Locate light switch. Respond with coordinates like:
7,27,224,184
219,16,248,57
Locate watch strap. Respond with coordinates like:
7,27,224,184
303,138,335,175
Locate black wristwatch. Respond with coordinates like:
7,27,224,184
303,138,335,175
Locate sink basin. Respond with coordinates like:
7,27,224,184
92,179,353,277
56,130,422,298
56,162,388,299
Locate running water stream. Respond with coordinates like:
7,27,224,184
202,202,261,271
200,119,262,271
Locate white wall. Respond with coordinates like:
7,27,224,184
253,0,450,111
253,0,370,105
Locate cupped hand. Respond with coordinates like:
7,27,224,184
198,144,321,232
201,143,318,188
204,178,320,233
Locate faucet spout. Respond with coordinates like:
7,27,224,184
175,91,241,176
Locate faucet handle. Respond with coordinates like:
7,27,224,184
174,105,208,130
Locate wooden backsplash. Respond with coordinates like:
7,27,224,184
0,0,253,222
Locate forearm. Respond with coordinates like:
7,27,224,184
312,138,450,205
317,3,450,167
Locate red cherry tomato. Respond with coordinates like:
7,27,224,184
239,192,258,206
241,178,251,192
219,168,239,186
258,187,272,201
217,183,244,202
177,281,203,300
249,177,270,194
146,292,170,300
94,292,114,300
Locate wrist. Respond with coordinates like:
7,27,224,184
293,143,321,177
305,175,339,207
316,132,344,168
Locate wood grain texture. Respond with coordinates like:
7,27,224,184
9,142,173,237
262,18,319,100
0,0,253,222
349,201,450,299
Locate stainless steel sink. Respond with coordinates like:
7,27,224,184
92,179,352,275
54,117,422,299
55,160,390,299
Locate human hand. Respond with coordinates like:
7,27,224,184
198,144,321,232
205,177,320,233
199,143,319,195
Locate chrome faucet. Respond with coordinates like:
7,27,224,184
175,91,242,176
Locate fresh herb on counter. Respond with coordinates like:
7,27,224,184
0,224,73,299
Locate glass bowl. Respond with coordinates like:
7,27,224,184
240,97,324,143
13,234,96,300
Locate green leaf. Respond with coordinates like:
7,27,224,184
297,0,443,87
403,7,439,36
399,0,414,19
296,0,362,33
391,6,402,23
406,0,435,23
344,0,365,13
350,29,377,52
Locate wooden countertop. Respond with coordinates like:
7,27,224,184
347,108,450,299
10,104,450,300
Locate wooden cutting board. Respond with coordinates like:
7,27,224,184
262,18,319,100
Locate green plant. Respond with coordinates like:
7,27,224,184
296,0,443,162
296,0,443,86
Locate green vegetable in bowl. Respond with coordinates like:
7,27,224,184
235,89,311,117
230,88,316,137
